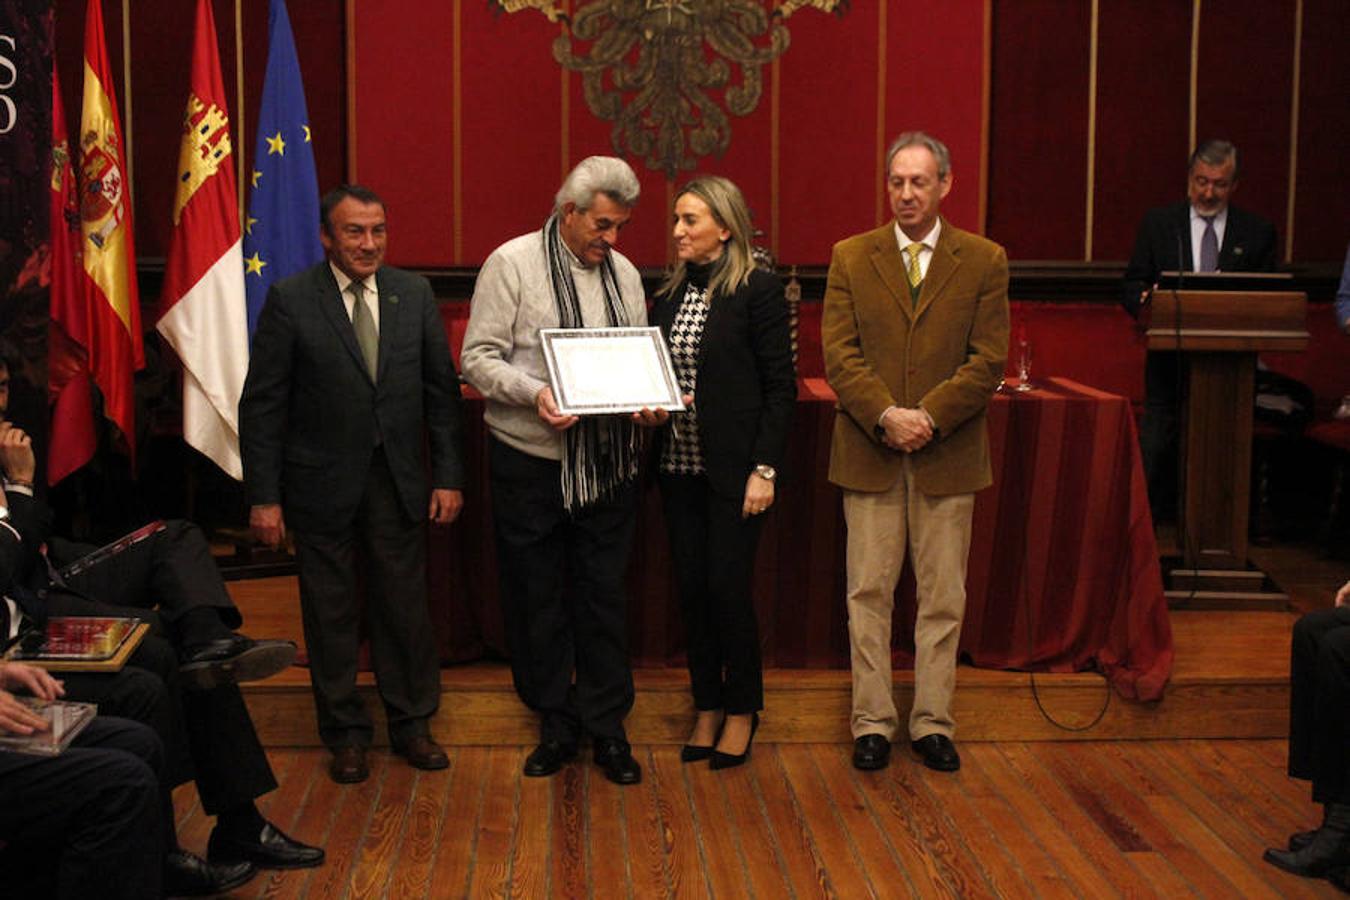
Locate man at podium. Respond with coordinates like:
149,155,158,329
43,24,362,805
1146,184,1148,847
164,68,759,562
1121,139,1278,520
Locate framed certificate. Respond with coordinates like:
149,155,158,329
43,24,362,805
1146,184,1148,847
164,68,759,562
540,326,686,416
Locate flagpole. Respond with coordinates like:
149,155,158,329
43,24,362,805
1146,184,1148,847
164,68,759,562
120,0,133,204
236,0,245,222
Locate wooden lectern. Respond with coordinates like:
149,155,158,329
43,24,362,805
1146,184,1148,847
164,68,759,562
1145,282,1306,570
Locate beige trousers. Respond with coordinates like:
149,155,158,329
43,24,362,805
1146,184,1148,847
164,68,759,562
843,456,974,742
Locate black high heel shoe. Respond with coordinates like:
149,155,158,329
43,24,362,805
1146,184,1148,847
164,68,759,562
681,712,724,763
710,713,759,771
680,743,714,763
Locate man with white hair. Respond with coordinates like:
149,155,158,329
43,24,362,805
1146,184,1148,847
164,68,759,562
463,156,664,785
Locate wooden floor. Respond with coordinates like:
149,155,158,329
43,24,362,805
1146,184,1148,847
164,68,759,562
190,537,1349,898
174,739,1344,899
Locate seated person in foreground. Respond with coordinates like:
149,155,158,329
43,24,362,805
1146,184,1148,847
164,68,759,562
1263,579,1350,891
0,645,163,896
0,420,324,883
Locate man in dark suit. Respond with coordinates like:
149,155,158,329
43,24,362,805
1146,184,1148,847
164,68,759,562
823,131,1009,773
1263,579,1350,890
1121,140,1278,518
0,378,322,883
241,185,465,784
0,660,166,900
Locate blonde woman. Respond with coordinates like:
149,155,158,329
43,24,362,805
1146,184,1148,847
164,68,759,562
652,177,795,769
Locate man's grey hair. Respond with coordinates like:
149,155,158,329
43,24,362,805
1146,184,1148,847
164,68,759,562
885,131,951,180
554,156,641,214
1189,139,1238,178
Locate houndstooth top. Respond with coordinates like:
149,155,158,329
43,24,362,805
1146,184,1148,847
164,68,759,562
660,270,712,475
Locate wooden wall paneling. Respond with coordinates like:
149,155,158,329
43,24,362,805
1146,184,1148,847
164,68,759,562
987,0,1092,262
456,2,565,265
775,1,880,266
884,0,988,236
351,2,455,267
1195,0,1293,248
1092,0,1193,262
1292,0,1350,262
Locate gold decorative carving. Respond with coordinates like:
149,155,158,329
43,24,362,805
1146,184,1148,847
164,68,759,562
493,1,849,177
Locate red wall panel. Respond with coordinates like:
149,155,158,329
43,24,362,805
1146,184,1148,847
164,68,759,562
987,0,1092,261
351,2,455,266
456,5,563,265
1196,0,1293,250
1092,0,1192,261
49,1,1347,268
884,0,987,234
565,64,671,269
1292,0,1350,262
775,4,882,264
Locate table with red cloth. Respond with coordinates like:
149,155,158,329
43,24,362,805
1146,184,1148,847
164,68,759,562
424,376,1174,701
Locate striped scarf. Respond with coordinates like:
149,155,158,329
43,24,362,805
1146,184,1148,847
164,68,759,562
542,214,639,511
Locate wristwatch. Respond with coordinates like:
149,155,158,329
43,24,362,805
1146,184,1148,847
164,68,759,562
753,464,777,482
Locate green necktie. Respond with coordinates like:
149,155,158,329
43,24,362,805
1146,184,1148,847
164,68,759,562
349,281,378,378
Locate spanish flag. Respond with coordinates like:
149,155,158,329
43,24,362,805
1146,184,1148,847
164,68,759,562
157,0,248,479
48,63,97,485
79,0,144,462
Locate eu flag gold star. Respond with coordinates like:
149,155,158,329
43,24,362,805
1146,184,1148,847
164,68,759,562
245,216,258,235
244,252,267,276
303,124,312,143
251,169,262,187
266,132,286,156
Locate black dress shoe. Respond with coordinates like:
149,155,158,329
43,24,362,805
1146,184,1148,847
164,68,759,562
394,735,449,771
1289,829,1317,852
329,745,369,784
1289,807,1332,851
852,734,891,771
523,740,577,777
911,734,961,772
179,635,297,690
163,848,256,897
710,713,759,771
1264,802,1350,878
208,821,325,869
594,738,642,785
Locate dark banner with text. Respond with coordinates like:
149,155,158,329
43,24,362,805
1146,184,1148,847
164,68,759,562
0,0,53,478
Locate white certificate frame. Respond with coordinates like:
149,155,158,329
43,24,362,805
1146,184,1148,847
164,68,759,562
540,326,685,416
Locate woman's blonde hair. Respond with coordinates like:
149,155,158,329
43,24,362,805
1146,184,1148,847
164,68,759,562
658,176,756,302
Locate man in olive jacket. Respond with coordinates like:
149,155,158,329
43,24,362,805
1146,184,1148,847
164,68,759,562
823,132,1009,773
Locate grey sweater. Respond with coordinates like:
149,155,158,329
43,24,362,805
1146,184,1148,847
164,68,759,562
461,229,647,460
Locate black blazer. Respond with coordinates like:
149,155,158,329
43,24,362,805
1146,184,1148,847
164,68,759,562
239,262,465,532
652,267,796,498
1121,201,1278,316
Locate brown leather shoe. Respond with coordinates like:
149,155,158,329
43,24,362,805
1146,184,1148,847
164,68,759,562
394,735,448,771
329,746,368,784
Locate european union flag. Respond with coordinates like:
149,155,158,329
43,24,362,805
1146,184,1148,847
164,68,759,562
243,0,322,337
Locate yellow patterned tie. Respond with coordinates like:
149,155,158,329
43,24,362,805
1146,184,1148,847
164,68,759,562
905,243,923,290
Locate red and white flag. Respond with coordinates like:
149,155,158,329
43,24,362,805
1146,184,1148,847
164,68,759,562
157,0,248,479
48,63,97,485
79,0,144,462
